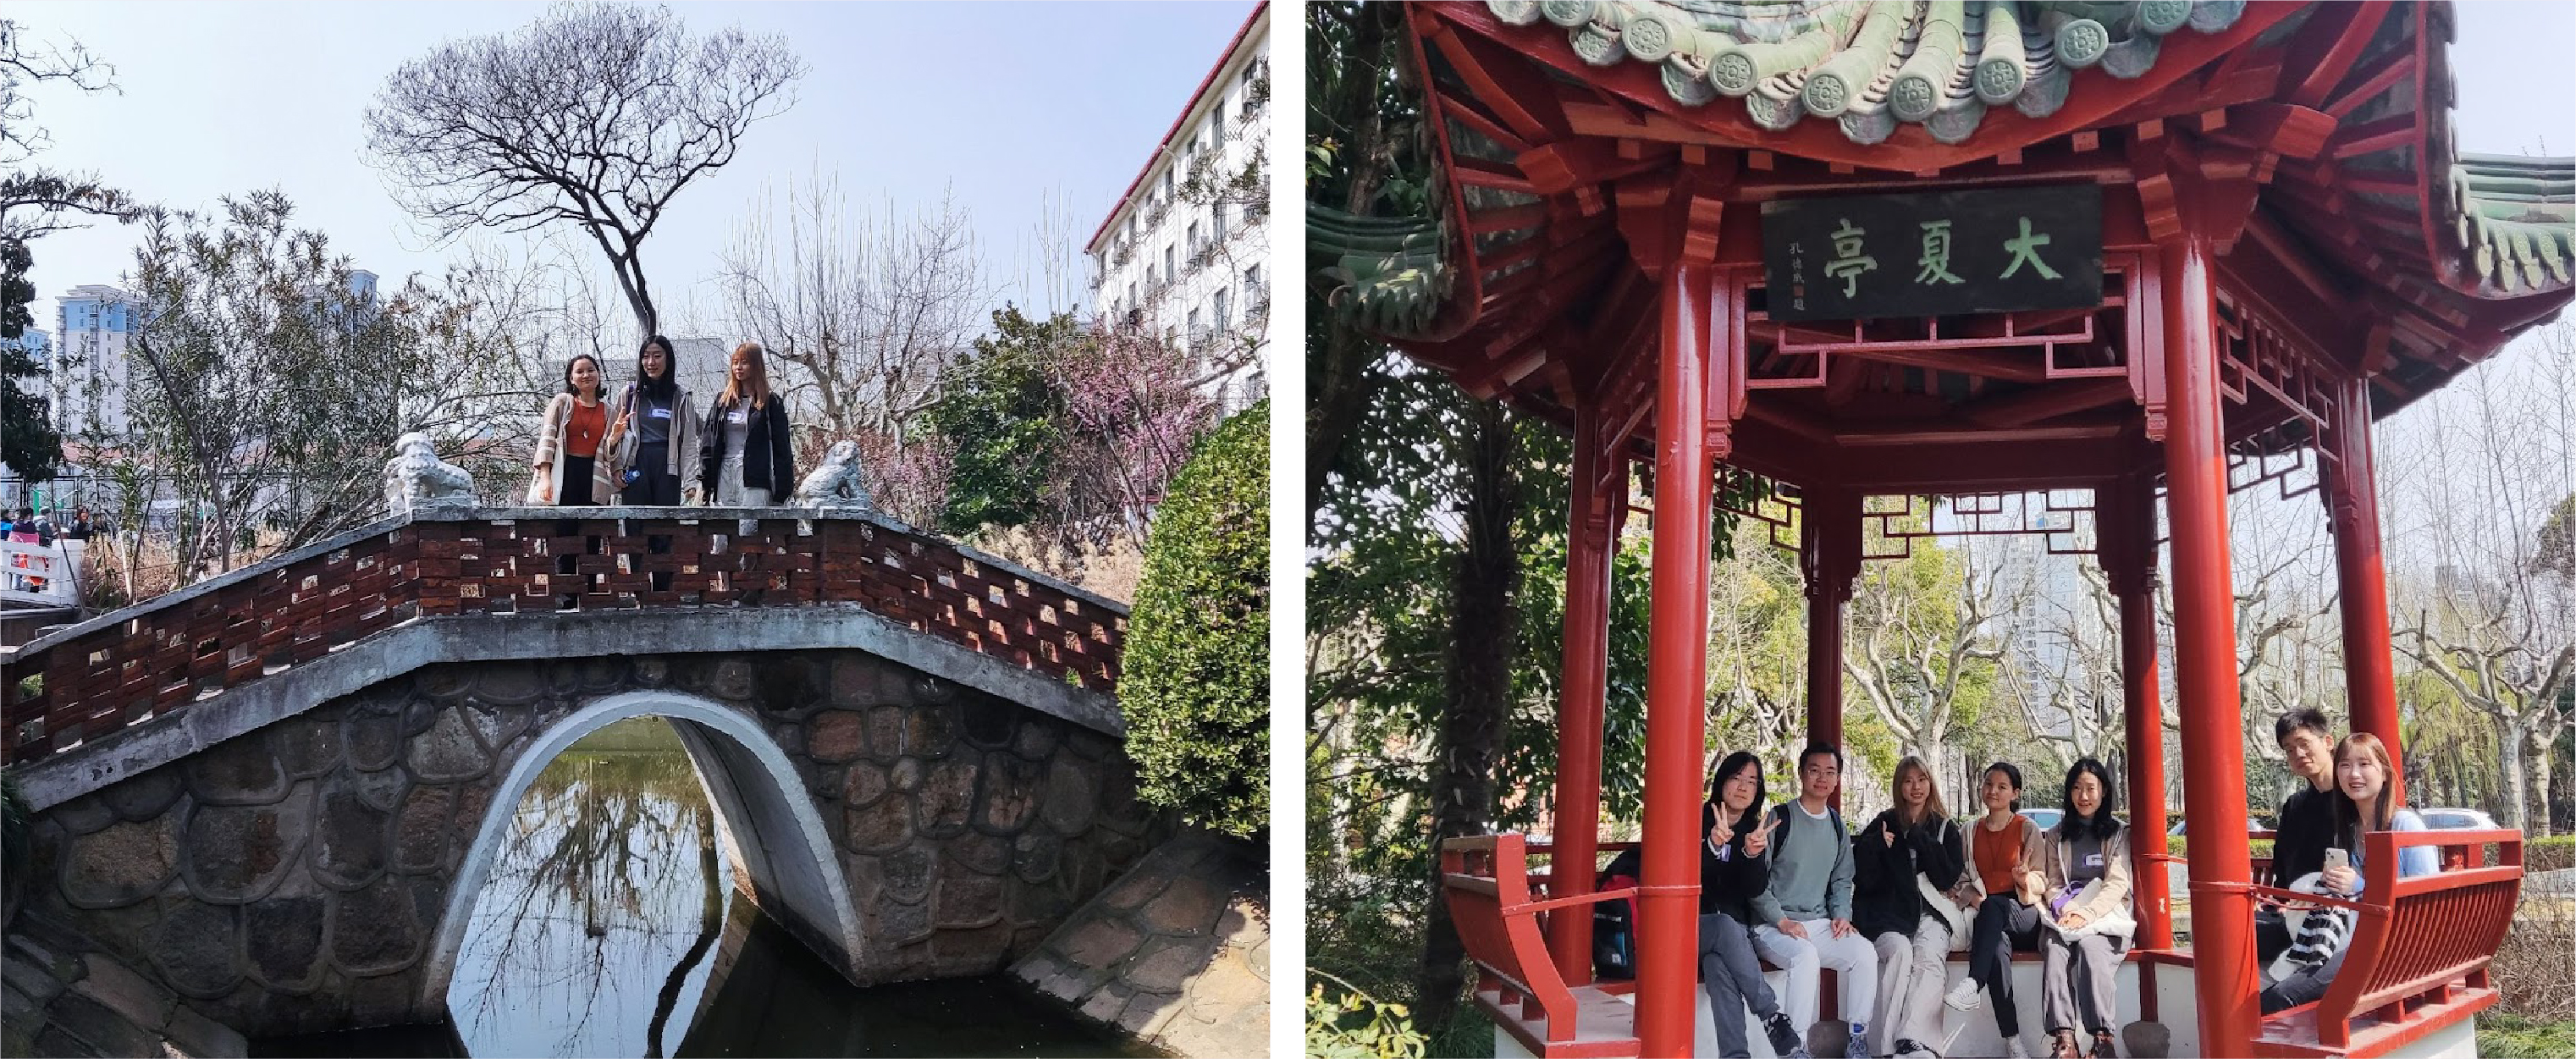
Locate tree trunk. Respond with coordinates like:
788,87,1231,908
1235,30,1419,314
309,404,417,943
2524,729,2554,838
1416,400,1520,1029
2498,721,2529,833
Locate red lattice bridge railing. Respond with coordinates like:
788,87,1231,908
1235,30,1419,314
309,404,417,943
0,506,1126,767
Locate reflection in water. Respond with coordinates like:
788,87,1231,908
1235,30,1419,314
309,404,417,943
253,716,1145,1058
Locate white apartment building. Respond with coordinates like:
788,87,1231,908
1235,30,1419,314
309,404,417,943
1086,2,1270,412
52,284,137,439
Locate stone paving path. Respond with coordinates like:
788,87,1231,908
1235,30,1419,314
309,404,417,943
2,907,247,1057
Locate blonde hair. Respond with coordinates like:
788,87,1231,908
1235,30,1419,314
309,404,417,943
1894,755,1950,827
720,342,772,410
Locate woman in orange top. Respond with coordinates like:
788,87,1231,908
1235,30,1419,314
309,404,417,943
1944,762,2049,1059
532,354,621,505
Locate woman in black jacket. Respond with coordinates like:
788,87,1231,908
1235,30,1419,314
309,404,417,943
1854,756,1968,1059
701,342,797,506
1702,750,1807,1059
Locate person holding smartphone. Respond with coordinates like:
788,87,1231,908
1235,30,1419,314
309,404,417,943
1701,750,1808,1059
2259,733,2438,1013
2259,709,2342,968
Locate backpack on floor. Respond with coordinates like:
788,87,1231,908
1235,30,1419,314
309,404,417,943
1592,847,1641,980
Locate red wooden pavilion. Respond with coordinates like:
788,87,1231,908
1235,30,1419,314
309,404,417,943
1313,2,2569,1056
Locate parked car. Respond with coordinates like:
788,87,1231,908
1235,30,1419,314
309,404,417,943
2018,808,2063,831
2416,808,2500,830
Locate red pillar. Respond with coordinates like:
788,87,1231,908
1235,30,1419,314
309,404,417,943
2325,377,2403,802
1546,401,1626,985
2157,236,2261,1056
1801,489,1862,754
1637,263,1713,1059
2103,474,2174,951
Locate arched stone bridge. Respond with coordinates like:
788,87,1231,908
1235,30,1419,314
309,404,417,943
0,507,1155,1037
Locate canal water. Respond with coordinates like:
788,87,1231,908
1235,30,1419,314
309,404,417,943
254,717,1150,1058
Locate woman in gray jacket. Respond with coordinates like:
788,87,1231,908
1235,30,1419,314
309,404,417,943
612,335,702,505
2035,758,2133,1059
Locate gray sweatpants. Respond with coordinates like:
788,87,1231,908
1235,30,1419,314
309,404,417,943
2039,929,2122,1035
1702,913,1782,1058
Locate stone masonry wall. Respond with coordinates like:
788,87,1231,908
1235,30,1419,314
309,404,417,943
1012,830,1268,1058
16,650,1154,1038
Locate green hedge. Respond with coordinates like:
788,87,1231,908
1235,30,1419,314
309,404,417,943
1122,401,1269,839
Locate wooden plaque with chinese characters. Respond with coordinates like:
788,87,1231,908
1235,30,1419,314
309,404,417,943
1759,185,2103,322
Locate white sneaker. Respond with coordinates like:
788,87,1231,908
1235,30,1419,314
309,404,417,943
2005,1039,2034,1059
1944,977,1983,1012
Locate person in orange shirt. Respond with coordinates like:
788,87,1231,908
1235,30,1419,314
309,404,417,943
1944,762,2049,1059
533,354,621,506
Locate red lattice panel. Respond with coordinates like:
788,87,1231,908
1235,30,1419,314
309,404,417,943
0,514,1124,766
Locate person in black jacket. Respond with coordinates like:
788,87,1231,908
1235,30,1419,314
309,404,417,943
1854,756,1968,1059
1702,750,1808,1059
2259,708,2339,968
701,342,797,506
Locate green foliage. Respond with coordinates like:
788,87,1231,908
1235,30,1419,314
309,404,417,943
2529,835,2576,873
1,237,62,481
1308,973,1428,1059
2481,1015,2576,1059
924,306,1073,535
1123,401,1269,838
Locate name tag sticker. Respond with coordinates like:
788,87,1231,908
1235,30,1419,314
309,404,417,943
728,409,747,425
2084,853,2104,868
648,406,671,419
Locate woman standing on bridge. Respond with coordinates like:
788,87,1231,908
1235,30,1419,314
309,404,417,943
532,353,621,506
609,335,702,505
700,342,796,507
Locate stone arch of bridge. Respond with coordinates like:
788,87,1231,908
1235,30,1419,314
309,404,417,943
417,688,863,1008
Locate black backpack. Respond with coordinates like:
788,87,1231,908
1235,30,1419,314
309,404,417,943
1591,847,1641,980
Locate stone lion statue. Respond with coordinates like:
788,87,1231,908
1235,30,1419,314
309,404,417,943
791,439,877,512
383,433,477,512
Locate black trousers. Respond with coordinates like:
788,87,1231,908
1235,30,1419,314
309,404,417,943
1969,892,2042,1036
557,455,596,506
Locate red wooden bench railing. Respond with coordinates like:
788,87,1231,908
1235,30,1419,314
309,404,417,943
0,507,1125,766
1442,833,1641,1058
2246,828,2521,1057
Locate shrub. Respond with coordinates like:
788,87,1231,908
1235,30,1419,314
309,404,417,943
1121,401,1267,839
2527,835,2575,874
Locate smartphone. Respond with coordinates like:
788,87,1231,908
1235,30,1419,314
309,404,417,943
2324,847,2350,873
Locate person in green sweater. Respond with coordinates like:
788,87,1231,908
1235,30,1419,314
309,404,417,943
1751,743,1880,1059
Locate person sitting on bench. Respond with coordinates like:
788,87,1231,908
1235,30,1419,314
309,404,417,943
2259,732,2440,1013
1751,743,1879,1059
2036,758,2134,1059
1854,755,1967,1059
1944,762,2048,1059
2259,708,2341,968
1702,750,1809,1059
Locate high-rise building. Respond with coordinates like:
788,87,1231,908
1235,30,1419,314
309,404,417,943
52,285,137,438
1085,3,1270,412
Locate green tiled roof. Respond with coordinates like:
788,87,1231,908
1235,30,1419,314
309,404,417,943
2446,154,2575,295
1310,207,1453,336
1481,0,2247,145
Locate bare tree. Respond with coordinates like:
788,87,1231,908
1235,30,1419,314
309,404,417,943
363,3,805,334
1845,535,2007,787
2389,320,2576,835
717,175,987,445
0,16,113,164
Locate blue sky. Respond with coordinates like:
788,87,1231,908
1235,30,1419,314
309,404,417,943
11,1,1260,324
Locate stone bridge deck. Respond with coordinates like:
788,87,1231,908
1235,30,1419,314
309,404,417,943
3,506,1125,807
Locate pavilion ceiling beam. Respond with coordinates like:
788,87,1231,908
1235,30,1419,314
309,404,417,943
1827,346,2052,384
2321,47,2417,122
1435,91,1536,156
2330,114,2420,162
1418,14,1564,143
2201,102,2338,161
1959,378,2137,429
2287,1,2397,110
